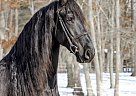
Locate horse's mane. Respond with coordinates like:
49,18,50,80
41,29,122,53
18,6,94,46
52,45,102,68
3,1,58,78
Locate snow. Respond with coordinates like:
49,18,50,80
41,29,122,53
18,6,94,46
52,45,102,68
58,73,136,96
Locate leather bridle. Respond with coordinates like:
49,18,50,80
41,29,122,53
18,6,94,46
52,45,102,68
56,9,89,54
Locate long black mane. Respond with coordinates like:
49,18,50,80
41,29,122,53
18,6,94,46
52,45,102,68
9,1,58,75
0,1,59,96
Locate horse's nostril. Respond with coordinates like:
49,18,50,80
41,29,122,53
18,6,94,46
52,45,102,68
84,49,91,60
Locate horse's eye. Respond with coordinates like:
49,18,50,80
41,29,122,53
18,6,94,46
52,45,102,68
67,16,74,21
66,14,74,22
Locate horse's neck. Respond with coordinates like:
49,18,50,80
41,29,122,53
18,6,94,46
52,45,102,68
47,39,60,89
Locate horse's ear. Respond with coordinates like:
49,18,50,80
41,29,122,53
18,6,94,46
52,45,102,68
59,0,68,6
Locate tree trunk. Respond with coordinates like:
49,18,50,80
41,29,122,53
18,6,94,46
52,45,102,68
0,11,5,40
100,8,105,73
114,0,121,96
73,63,84,96
0,0,6,40
8,9,14,36
83,63,95,96
110,0,115,88
88,0,101,96
0,0,1,11
106,51,110,72
0,42,3,60
31,0,34,15
15,8,19,36
29,0,35,15
131,50,136,76
0,1,5,58
131,0,136,76
66,55,74,88
101,42,105,72
97,8,103,81
109,38,114,88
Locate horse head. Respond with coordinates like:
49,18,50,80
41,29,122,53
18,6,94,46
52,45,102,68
54,0,95,63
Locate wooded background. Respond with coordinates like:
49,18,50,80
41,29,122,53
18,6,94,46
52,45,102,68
0,0,136,96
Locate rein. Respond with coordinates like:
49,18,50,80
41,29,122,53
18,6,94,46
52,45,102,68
57,9,88,54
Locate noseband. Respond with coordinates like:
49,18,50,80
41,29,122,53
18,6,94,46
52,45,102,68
57,9,89,54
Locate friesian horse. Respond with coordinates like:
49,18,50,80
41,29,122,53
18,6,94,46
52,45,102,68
0,0,95,96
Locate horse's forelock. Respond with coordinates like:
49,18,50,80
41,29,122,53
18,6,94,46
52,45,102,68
66,0,86,25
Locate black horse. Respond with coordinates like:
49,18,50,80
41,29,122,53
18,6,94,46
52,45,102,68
0,0,95,96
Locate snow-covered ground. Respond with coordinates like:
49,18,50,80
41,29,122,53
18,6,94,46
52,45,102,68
58,73,136,96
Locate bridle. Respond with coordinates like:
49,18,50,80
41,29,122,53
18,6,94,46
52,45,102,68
56,8,89,54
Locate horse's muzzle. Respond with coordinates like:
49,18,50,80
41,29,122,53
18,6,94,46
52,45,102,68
84,48,95,62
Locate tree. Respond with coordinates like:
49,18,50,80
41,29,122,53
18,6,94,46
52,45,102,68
109,0,115,88
66,54,74,88
88,0,101,96
75,1,95,96
73,62,84,96
131,0,136,76
83,63,95,96
0,39,3,60
0,0,7,39
58,46,75,87
15,7,19,36
96,0,103,81
29,0,35,15
59,46,84,95
114,0,121,96
131,46,136,76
